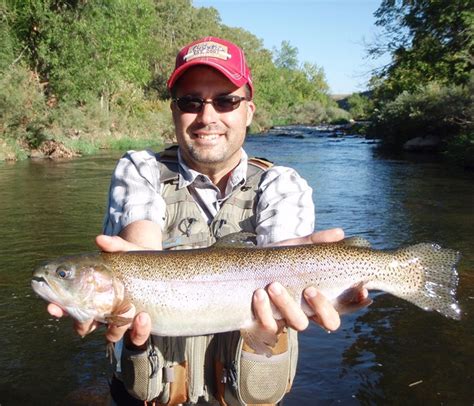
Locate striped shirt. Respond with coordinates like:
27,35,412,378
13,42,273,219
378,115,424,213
103,148,315,246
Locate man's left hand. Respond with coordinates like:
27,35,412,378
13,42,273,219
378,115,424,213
252,228,351,335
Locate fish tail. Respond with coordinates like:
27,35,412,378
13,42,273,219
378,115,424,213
388,243,461,319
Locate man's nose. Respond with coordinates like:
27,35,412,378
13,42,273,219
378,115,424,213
198,101,219,124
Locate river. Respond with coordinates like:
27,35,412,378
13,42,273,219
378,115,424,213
0,125,473,405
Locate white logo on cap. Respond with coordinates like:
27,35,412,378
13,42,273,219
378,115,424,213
184,41,231,62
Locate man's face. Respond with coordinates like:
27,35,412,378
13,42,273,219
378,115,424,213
171,65,255,173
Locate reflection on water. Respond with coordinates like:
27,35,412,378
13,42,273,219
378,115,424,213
0,126,472,405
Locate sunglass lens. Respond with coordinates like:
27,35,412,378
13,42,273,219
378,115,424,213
176,95,246,113
177,97,202,113
214,96,240,112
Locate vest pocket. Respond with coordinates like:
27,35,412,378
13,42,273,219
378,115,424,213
237,331,292,405
237,348,290,405
120,340,163,402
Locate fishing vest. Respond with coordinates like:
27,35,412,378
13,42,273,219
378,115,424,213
159,146,272,250
118,146,299,405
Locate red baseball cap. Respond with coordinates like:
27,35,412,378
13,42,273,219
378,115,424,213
167,36,254,98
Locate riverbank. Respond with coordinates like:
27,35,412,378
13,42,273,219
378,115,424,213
0,121,359,161
0,70,177,161
0,96,351,162
2,119,471,171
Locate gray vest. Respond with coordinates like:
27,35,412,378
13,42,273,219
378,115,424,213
158,149,273,250
118,148,298,405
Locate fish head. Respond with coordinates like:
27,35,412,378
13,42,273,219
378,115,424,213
32,253,123,323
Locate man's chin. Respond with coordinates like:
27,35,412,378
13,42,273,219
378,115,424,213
188,147,226,165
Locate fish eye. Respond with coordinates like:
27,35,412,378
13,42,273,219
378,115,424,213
56,266,72,279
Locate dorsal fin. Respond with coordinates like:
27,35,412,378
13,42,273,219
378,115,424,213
341,236,372,248
213,232,258,248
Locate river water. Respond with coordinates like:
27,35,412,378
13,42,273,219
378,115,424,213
0,125,473,405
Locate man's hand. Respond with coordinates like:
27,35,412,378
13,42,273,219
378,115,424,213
46,235,146,335
96,235,153,349
46,234,153,348
47,226,352,348
47,220,160,349
266,227,345,247
253,228,351,335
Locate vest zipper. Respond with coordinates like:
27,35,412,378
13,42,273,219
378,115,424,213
148,345,160,401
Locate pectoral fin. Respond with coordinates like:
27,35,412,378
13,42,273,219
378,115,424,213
104,300,134,327
334,282,373,315
105,315,134,327
240,323,278,357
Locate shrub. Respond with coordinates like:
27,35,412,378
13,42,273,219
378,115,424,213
347,93,374,120
370,81,472,148
326,106,352,124
0,64,50,153
445,133,474,169
288,101,327,125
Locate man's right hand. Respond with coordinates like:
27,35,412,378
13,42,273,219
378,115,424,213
97,235,153,349
47,221,161,349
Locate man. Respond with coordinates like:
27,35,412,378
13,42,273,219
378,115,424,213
48,37,345,405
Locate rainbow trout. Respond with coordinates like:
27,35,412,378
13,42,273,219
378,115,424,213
32,238,461,354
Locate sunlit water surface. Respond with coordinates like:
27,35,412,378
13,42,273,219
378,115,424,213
1,126,472,405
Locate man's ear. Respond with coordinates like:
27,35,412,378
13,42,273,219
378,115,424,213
170,100,180,122
246,101,256,127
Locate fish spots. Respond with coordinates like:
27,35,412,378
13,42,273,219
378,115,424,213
33,240,461,332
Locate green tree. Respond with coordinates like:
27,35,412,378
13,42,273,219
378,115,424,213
347,93,373,120
8,0,157,104
1,0,339,159
366,0,473,167
150,0,223,97
273,40,299,70
0,2,20,72
369,0,474,97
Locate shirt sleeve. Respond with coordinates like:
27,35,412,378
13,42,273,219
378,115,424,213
255,166,315,246
102,150,166,236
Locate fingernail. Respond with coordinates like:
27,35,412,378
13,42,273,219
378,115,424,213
305,286,317,298
255,289,266,302
136,313,147,326
269,282,282,295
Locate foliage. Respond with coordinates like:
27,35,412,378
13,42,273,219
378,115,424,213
148,0,223,97
0,63,49,151
7,0,156,103
370,80,473,149
347,93,374,120
273,40,299,70
444,133,474,168
367,0,473,167
1,0,337,160
325,106,352,124
0,2,20,72
370,0,474,97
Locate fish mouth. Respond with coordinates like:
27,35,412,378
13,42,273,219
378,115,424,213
31,275,56,303
32,276,49,286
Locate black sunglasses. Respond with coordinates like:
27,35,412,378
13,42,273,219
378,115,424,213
173,95,249,113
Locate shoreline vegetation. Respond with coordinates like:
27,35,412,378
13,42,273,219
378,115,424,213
1,1,472,168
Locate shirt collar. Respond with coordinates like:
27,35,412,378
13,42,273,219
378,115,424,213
177,148,248,191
